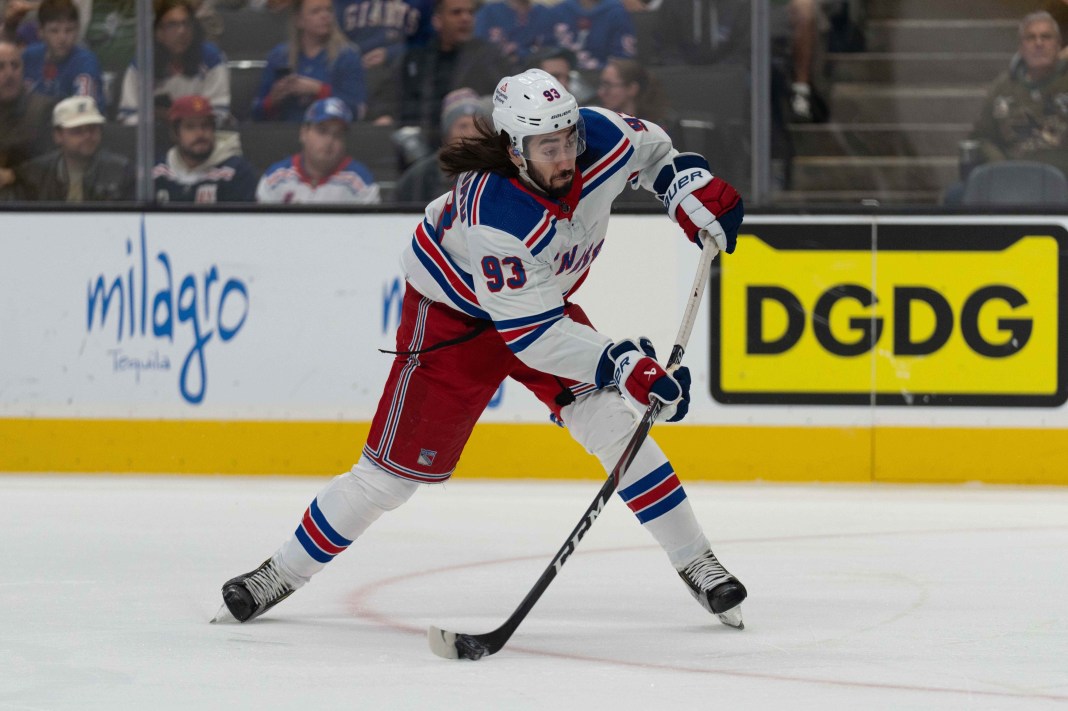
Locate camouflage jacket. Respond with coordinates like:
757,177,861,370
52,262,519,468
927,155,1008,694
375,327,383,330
971,59,1068,176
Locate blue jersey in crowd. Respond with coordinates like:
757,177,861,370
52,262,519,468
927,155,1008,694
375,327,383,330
475,1,555,63
550,0,636,70
334,0,427,64
21,43,105,108
252,43,367,122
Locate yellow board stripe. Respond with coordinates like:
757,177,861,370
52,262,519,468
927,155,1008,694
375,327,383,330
873,427,1067,486
0,418,1065,485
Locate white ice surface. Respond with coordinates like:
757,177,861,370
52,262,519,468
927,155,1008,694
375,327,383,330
1,475,1067,710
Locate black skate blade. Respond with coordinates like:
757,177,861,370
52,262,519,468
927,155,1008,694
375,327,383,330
427,626,490,660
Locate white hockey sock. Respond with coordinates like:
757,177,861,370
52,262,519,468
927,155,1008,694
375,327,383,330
274,456,419,584
563,389,710,567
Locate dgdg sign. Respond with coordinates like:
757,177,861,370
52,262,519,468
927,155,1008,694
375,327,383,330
710,224,1067,406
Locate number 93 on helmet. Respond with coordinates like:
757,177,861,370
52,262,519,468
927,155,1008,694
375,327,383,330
491,68,587,164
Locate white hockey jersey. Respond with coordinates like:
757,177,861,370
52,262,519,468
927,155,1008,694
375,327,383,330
256,155,381,204
401,107,684,387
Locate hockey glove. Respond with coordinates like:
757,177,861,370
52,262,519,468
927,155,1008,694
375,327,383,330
654,153,744,257
596,338,691,423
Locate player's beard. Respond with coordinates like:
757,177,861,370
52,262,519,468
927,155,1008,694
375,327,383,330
536,168,575,199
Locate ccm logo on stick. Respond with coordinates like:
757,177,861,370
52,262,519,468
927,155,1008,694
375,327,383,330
710,224,1067,407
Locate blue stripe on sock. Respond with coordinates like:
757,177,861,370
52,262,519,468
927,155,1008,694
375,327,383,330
295,525,335,563
634,487,687,524
619,462,674,501
310,498,353,547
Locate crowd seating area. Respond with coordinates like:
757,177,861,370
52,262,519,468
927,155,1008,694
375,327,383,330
7,0,1068,206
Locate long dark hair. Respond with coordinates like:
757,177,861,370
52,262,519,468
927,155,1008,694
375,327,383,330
439,116,519,179
153,0,205,80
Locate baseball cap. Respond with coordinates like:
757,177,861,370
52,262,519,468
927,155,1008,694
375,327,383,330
303,97,353,126
167,94,214,122
53,96,105,128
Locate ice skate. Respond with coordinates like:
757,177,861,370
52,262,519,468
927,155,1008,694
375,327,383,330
214,557,297,623
677,549,747,629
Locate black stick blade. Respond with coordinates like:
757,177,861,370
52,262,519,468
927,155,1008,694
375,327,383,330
427,626,492,660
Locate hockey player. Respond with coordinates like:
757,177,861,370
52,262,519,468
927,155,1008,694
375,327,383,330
256,97,381,205
218,68,747,631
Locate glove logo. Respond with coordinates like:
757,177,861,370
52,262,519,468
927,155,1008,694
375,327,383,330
662,169,711,209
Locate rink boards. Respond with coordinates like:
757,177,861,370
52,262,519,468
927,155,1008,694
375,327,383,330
1,212,1065,485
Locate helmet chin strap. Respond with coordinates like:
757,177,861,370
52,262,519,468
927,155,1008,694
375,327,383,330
518,168,549,195
511,146,551,195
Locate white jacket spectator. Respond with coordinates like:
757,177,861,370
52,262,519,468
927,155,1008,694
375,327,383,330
256,97,381,204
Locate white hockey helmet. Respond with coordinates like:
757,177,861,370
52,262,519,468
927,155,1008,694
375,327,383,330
491,68,586,162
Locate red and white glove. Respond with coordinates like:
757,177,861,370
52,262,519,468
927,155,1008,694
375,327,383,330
654,153,744,258
596,338,691,422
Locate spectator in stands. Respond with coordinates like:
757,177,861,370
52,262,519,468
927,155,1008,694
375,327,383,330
251,0,365,122
393,86,487,202
15,95,133,200
256,96,380,203
549,0,636,71
969,11,1068,179
153,93,257,202
81,0,137,76
531,45,573,90
596,59,675,203
0,37,56,199
21,0,104,107
772,0,826,123
390,0,509,143
334,0,423,123
475,0,554,67
596,57,672,129
117,0,231,124
529,45,594,102
4,0,153,72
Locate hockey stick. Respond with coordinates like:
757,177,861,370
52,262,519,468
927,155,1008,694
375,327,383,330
428,243,718,660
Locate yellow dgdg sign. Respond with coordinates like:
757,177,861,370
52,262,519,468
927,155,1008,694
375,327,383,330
710,224,1066,406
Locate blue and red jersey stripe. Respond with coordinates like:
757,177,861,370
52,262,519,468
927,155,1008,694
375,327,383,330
581,134,634,198
522,211,557,257
494,306,565,353
411,218,489,319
